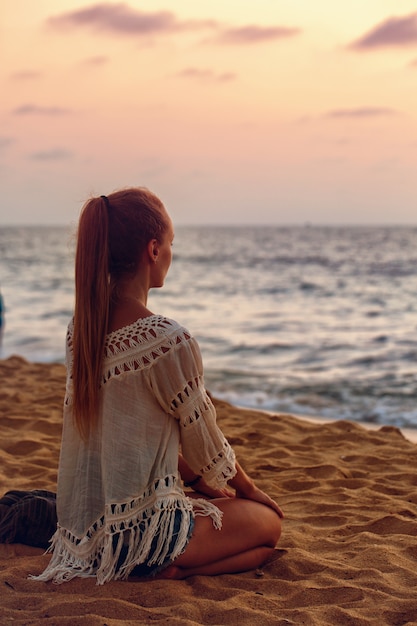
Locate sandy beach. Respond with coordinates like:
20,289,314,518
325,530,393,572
1,355,417,626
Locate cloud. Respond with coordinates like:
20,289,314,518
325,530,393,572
176,67,236,82
324,107,400,119
12,104,72,116
81,55,109,66
213,24,301,45
0,136,15,150
10,70,43,81
29,148,73,161
46,3,299,47
46,3,216,36
350,12,417,50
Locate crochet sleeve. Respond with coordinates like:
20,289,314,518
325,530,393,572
147,331,236,488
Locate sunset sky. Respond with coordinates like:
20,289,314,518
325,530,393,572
2,1,417,225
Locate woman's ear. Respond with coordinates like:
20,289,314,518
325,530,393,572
147,238,159,263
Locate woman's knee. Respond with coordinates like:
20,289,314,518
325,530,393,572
222,498,282,547
265,506,282,546
254,502,281,546
174,498,281,571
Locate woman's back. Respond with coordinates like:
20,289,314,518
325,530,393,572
59,316,184,537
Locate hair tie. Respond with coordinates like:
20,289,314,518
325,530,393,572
100,195,111,210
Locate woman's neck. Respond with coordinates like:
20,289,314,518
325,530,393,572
108,279,153,333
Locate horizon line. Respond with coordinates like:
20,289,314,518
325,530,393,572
1,221,417,229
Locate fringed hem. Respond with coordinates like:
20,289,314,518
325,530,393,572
29,527,99,583
30,476,195,585
192,498,223,530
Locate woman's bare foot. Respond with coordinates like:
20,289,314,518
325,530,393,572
154,564,183,579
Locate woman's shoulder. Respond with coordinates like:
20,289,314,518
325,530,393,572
104,315,194,352
67,314,190,340
66,315,194,356
108,314,189,338
103,315,198,372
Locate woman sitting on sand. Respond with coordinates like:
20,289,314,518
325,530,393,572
34,187,283,584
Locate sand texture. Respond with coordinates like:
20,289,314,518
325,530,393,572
1,355,417,626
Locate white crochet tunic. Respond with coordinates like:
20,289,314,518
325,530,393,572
35,315,236,584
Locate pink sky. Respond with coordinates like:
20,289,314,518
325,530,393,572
2,1,417,224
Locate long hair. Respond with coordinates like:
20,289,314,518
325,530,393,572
72,187,168,439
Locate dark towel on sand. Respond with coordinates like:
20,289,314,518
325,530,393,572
0,490,57,549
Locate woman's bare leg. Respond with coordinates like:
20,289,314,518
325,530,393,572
160,546,275,579
161,497,281,579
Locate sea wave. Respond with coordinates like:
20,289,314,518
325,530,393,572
1,224,417,430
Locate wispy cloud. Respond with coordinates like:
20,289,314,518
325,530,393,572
213,24,300,45
324,107,400,119
0,136,15,149
176,67,236,82
46,3,216,36
80,55,109,66
12,104,72,116
10,70,43,81
350,12,417,50
29,148,73,161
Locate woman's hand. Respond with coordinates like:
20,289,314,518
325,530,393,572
235,483,284,519
178,453,234,499
190,477,234,499
228,461,284,519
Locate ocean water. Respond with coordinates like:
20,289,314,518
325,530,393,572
1,224,417,430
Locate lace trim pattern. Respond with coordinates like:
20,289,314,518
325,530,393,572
64,316,190,405
170,378,237,487
103,317,191,382
203,441,237,487
170,376,209,423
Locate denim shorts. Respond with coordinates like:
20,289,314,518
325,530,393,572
115,509,194,578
